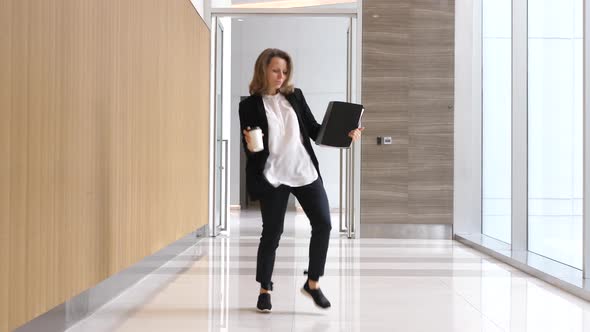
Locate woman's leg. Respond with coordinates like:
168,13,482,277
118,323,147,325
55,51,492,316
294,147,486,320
292,179,332,282
256,185,291,291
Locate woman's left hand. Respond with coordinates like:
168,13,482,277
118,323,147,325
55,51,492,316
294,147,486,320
348,127,365,142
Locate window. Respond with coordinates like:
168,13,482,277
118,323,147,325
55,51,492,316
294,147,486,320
528,0,583,268
482,0,512,244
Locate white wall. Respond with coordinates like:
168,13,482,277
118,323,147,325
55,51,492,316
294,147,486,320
229,16,349,209
190,0,205,20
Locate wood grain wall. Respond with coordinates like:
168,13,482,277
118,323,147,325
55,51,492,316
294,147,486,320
0,1,210,331
1,1,11,330
361,0,454,226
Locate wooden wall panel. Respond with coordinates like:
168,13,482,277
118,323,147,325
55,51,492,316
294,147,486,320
1,1,210,331
361,0,454,225
0,1,12,330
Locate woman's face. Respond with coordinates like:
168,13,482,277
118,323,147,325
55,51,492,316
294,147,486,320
266,57,288,94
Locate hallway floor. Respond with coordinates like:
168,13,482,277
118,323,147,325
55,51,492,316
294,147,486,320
67,210,590,331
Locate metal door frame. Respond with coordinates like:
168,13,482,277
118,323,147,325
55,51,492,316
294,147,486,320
210,17,229,237
208,5,363,238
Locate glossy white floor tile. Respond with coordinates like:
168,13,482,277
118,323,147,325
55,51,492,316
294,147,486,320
66,210,590,332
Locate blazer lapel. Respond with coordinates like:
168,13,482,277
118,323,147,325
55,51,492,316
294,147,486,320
285,93,299,116
254,95,268,130
254,95,270,151
285,93,307,137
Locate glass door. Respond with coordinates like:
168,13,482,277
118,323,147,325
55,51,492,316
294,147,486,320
212,18,228,236
210,13,359,238
342,17,358,238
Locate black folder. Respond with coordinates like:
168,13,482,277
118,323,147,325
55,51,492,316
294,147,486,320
315,101,364,148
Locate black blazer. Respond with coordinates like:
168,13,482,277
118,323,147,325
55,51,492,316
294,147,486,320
239,88,322,201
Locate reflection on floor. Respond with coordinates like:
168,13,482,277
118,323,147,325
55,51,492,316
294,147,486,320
67,210,590,332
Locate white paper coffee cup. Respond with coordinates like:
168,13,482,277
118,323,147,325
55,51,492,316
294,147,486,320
248,127,263,152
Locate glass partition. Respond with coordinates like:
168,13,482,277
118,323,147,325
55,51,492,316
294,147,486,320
482,0,512,244
527,0,583,268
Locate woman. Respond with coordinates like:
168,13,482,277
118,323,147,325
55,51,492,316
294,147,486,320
239,48,363,313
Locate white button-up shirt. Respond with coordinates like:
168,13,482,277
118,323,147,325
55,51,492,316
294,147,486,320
262,93,318,188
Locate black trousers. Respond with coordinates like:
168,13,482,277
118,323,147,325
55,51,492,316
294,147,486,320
256,178,332,290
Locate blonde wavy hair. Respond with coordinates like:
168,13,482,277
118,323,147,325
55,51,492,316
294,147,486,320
249,48,295,96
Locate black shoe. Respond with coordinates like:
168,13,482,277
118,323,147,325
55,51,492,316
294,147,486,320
257,293,272,313
301,281,331,309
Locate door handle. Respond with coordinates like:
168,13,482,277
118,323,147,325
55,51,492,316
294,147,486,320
221,139,229,232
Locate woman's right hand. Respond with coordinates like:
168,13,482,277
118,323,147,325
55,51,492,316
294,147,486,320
243,127,263,152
